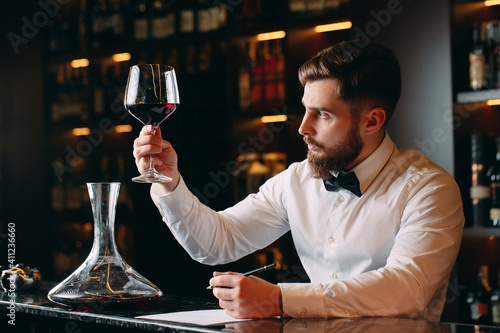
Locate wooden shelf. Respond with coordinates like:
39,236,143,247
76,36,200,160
463,227,500,238
457,89,500,103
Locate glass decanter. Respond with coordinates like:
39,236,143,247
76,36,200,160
48,182,162,308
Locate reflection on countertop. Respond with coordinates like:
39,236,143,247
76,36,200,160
1,282,500,333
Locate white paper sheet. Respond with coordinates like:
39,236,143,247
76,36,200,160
136,309,253,326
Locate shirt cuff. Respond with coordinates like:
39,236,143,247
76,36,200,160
279,283,327,317
150,177,194,226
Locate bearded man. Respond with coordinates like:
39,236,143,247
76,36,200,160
133,41,464,322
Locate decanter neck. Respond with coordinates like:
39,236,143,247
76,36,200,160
88,182,121,255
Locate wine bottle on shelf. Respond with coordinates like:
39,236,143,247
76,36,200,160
470,23,487,91
182,44,197,109
93,62,106,119
100,0,113,45
324,0,342,10
467,265,492,324
212,1,227,31
238,42,253,113
151,0,175,39
470,135,494,227
491,268,500,324
50,65,65,122
197,0,211,33
77,0,88,53
274,39,286,107
65,156,86,216
179,0,196,34
100,155,111,182
57,64,72,122
67,66,85,122
51,157,66,214
61,3,75,53
307,0,325,14
251,42,265,112
47,11,61,53
78,66,90,122
133,0,149,40
263,40,278,110
289,0,307,15
240,0,256,24
116,155,131,212
91,0,105,49
486,21,499,90
109,0,126,43
490,137,500,227
495,22,500,90
197,43,212,104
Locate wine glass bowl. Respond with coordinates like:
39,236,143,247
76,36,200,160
124,64,180,183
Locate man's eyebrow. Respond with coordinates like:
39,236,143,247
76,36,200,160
301,99,332,112
305,105,332,113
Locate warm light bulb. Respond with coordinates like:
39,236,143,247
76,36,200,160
315,21,352,33
485,0,500,6
72,127,91,136
487,99,500,106
261,115,288,123
257,31,286,41
112,52,131,62
115,124,133,133
70,58,89,68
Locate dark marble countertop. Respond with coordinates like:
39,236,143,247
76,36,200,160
2,282,500,332
1,282,223,332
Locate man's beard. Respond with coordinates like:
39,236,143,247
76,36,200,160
305,120,364,180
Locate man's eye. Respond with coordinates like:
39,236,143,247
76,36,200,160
318,111,328,117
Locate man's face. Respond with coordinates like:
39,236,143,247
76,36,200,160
298,79,364,179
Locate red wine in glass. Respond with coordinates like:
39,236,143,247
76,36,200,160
127,103,179,127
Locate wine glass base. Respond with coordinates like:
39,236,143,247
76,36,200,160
132,171,172,183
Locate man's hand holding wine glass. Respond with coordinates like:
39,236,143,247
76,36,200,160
125,64,179,183
133,125,180,195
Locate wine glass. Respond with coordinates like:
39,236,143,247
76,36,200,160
124,64,180,183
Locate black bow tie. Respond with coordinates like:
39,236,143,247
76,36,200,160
323,172,362,197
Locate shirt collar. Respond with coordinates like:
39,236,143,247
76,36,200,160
350,132,395,195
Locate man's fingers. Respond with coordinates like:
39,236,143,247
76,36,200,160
133,144,163,159
139,125,163,137
133,136,172,158
209,273,246,292
213,271,240,277
140,125,154,135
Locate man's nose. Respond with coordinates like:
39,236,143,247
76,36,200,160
298,113,315,136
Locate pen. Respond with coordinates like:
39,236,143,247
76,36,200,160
206,263,277,289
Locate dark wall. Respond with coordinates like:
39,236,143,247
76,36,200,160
0,3,51,271
352,0,455,175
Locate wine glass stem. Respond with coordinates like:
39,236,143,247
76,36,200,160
148,126,158,172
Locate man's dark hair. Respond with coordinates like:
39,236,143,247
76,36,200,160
298,41,401,124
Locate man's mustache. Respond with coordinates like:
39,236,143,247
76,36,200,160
303,136,323,150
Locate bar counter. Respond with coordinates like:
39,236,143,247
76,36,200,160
2,282,500,332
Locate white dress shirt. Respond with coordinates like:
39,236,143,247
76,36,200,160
151,133,464,322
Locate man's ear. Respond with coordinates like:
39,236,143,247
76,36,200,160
362,107,386,135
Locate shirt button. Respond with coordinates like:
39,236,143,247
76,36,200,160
328,236,335,243
338,195,345,203
331,273,339,279
299,309,307,316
